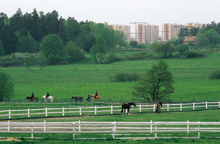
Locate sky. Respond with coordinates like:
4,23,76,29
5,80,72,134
1,0,220,25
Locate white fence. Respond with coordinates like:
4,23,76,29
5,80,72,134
0,101,220,120
0,121,220,139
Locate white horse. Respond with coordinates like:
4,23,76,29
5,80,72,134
42,96,54,102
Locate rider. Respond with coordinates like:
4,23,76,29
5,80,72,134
95,90,98,99
31,92,34,98
46,92,50,100
87,94,91,102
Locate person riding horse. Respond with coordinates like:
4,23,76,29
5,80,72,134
31,92,34,99
95,91,98,99
46,92,50,100
87,94,91,102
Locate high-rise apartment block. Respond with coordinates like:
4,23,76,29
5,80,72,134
162,23,185,41
110,24,131,42
186,22,204,29
133,23,159,44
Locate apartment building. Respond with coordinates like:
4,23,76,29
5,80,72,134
110,24,130,42
162,23,185,41
135,24,159,44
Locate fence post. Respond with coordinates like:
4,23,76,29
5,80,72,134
180,103,182,111
153,104,156,112
219,101,220,108
8,121,10,132
94,106,97,115
79,107,82,116
205,102,208,109
72,122,75,139
150,120,153,133
139,104,142,112
45,107,48,117
112,121,116,139
44,120,46,133
62,107,65,116
28,108,30,118
31,122,34,138
197,122,200,138
111,106,113,115
154,122,157,138
78,120,81,132
167,104,169,111
187,120,189,133
193,103,195,110
8,109,11,120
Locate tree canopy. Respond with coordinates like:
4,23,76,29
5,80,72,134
0,71,14,102
133,61,174,102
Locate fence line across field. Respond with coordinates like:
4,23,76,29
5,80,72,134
0,121,220,139
0,101,219,120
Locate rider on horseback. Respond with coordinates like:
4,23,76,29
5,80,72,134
95,90,98,99
31,92,34,99
46,92,50,100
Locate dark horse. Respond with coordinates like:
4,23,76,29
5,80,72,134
156,102,162,113
72,96,83,101
121,102,136,115
26,97,38,102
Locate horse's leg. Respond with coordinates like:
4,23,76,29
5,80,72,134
121,107,124,114
127,108,130,115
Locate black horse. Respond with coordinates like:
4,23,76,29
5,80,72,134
156,102,162,113
72,96,83,101
121,102,136,115
26,97,38,102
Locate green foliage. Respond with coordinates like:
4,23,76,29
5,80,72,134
0,40,5,56
40,34,66,65
37,52,47,70
64,17,80,42
129,41,138,48
175,44,190,57
65,41,85,63
112,72,140,82
90,35,107,57
125,52,153,60
134,61,174,102
209,70,220,80
195,29,220,47
0,71,14,102
24,56,34,71
16,32,39,53
95,53,107,64
154,41,174,58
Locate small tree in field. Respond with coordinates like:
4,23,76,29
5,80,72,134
0,71,14,102
133,61,174,102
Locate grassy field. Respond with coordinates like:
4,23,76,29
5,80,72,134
1,52,220,103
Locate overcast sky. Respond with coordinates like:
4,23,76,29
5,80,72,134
1,0,220,25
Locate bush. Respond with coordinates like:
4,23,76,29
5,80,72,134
0,71,14,102
126,52,151,60
95,53,107,64
209,70,220,80
185,51,205,58
112,72,140,82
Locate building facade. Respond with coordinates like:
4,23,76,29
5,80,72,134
162,23,185,41
110,24,131,42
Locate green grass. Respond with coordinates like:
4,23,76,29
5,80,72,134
1,52,220,103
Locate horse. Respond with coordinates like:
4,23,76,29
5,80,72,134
121,102,136,115
72,96,83,101
26,97,38,102
89,94,102,100
42,95,54,102
156,102,162,113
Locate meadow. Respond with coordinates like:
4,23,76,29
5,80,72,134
1,52,220,103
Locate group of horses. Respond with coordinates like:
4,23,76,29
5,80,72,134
26,94,101,103
121,102,162,114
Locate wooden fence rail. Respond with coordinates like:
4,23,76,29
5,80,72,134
0,101,219,120
0,121,220,139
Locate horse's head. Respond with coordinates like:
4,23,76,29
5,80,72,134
130,102,136,107
159,102,162,107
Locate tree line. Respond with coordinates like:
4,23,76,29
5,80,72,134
0,8,126,65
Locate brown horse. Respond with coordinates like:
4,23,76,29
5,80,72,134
26,97,38,102
72,96,83,101
121,102,136,114
89,94,102,100
156,102,162,113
